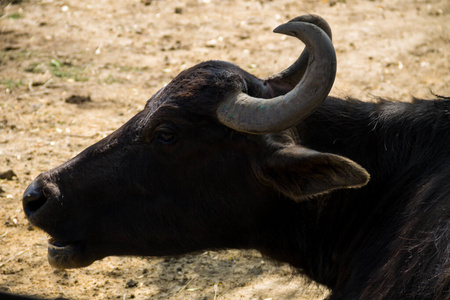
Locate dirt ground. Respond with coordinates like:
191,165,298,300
0,0,449,299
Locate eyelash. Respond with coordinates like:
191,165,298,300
153,124,177,145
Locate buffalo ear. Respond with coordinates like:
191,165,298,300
261,146,370,201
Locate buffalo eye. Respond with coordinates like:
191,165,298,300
155,127,176,144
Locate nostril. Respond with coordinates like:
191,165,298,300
25,193,47,215
23,182,48,218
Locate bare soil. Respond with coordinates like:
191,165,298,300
0,0,449,299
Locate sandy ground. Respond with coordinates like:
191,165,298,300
0,0,449,299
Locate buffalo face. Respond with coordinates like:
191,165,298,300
23,15,369,269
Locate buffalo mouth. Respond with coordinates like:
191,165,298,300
47,238,95,269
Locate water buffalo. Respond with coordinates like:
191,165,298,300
22,15,449,299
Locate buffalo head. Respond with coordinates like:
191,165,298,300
23,15,369,269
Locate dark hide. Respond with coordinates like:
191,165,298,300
22,59,449,300
294,96,450,299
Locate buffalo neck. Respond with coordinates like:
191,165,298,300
253,96,450,288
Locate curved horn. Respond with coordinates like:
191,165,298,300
266,14,332,88
217,17,336,134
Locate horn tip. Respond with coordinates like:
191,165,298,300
273,23,297,37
